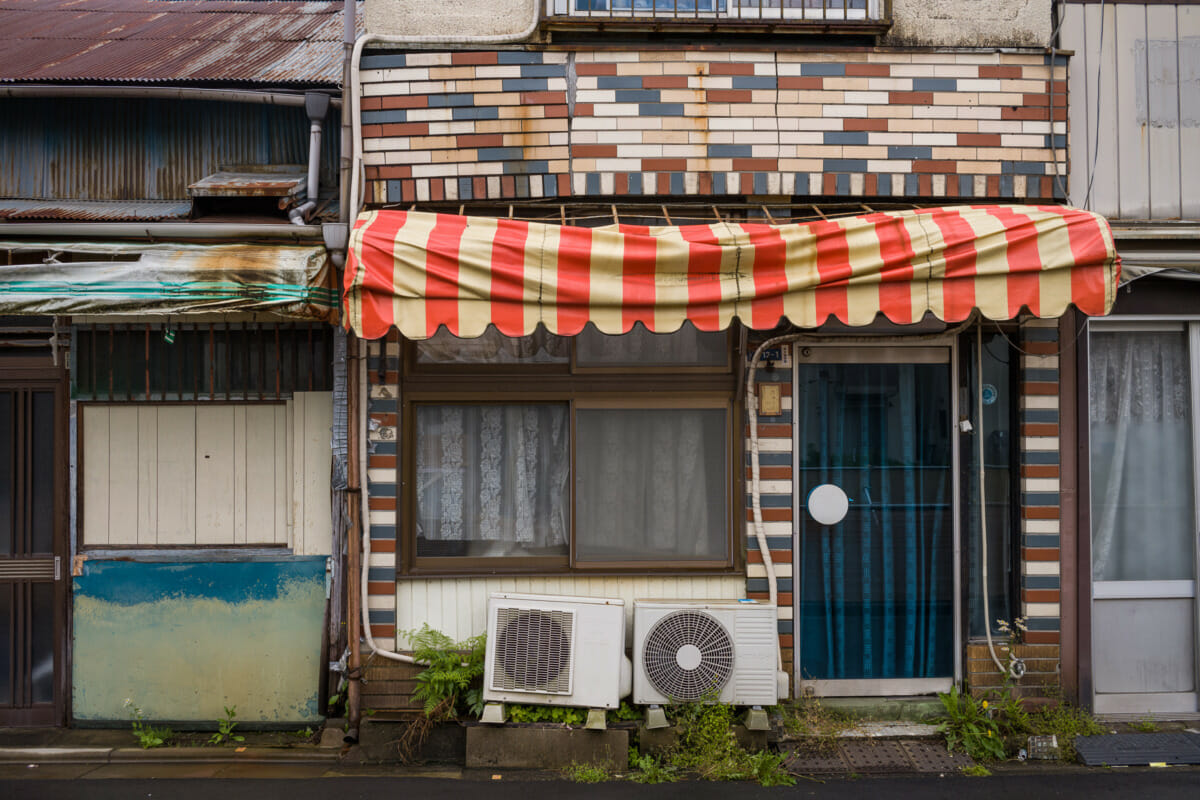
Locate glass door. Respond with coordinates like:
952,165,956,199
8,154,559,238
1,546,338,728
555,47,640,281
793,346,956,696
1089,324,1199,714
0,380,64,725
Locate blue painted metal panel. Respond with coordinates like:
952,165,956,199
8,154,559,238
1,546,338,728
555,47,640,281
72,558,326,724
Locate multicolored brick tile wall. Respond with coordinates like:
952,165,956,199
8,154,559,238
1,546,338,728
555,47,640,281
360,48,1068,204
366,334,401,649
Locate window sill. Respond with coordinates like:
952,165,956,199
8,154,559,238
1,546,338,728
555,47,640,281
542,17,891,38
397,566,744,580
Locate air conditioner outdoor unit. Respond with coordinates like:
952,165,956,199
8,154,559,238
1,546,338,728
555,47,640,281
483,592,631,709
633,599,779,707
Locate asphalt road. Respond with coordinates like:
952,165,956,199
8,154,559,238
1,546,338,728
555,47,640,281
3,770,1200,800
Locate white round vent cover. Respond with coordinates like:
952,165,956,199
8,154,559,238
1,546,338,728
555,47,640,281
641,610,734,701
807,483,849,526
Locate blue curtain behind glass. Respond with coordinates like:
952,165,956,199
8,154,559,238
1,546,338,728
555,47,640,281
797,362,953,681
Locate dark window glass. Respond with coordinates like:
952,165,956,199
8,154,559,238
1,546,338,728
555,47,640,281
31,582,54,704
0,392,12,556
30,392,54,555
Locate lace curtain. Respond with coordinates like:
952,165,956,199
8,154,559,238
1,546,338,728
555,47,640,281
1089,331,1195,582
416,405,569,556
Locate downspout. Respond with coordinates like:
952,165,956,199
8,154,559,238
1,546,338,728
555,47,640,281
289,93,332,225
348,5,542,666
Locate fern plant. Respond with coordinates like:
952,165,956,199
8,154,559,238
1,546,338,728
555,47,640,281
407,625,486,720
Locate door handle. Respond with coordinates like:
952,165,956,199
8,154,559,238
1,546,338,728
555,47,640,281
54,556,61,581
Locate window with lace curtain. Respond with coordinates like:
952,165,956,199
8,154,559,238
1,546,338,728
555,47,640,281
399,322,737,575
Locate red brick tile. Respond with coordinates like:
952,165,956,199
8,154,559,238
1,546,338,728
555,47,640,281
1023,546,1061,561
380,95,429,110
708,89,754,103
745,508,792,522
980,65,1023,79
575,63,618,76
643,75,689,89
452,51,499,65
890,91,933,105
958,133,1002,146
779,76,824,90
458,133,504,147
522,91,566,105
913,160,957,174
732,158,779,172
846,63,890,76
643,158,688,171
1022,423,1059,437
845,118,889,131
710,62,757,75
1024,631,1060,644
1022,381,1059,395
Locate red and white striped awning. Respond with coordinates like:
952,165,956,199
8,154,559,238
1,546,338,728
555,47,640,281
343,205,1119,340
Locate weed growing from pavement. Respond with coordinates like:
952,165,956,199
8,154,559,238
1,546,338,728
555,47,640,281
665,701,795,786
777,696,854,752
209,705,245,746
124,699,173,749
563,761,610,783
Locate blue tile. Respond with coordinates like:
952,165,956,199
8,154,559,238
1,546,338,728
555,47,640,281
639,103,685,116
1021,409,1059,423
713,172,727,194
748,494,793,508
670,172,685,194
1021,493,1060,507
477,146,526,161
616,89,661,103
362,109,407,124
542,174,559,197
794,174,807,194
367,567,393,582
709,144,754,158
999,175,1014,196
452,106,499,121
914,78,957,91
747,578,793,593
732,76,778,90
801,63,845,76
586,172,601,195
1025,617,1059,631
1024,534,1060,548
503,78,549,92
503,160,549,175
369,482,396,498
905,174,921,196
520,64,565,78
1045,134,1068,149
754,172,768,194
826,131,869,145
458,177,473,200
368,398,397,412
749,452,792,466
776,619,794,634
370,525,397,540
958,175,974,197
1021,575,1061,590
515,175,530,198
369,442,396,456
428,93,475,108
597,76,644,89
1002,161,1048,176
368,609,396,624
1021,451,1059,465
836,174,850,196
825,159,867,173
888,145,932,160
1024,368,1059,382
628,172,643,194
361,54,406,69
497,51,546,65
386,180,404,201
1023,327,1059,343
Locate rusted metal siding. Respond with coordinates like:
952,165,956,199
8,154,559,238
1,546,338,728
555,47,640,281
0,0,361,85
1064,2,1200,220
0,98,339,203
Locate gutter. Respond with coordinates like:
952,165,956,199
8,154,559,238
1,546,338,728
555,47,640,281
0,223,324,241
1,86,340,108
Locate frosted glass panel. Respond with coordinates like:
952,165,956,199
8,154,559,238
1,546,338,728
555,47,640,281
1090,332,1195,582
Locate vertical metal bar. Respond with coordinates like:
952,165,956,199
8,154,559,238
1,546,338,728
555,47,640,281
275,326,282,400
144,324,151,400
225,322,232,402
107,326,114,399
209,324,215,399
951,333,963,687
1189,323,1200,699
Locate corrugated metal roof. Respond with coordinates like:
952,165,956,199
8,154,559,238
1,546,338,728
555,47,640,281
188,167,306,198
0,0,361,84
0,199,192,220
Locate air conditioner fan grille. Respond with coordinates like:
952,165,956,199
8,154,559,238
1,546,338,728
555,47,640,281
491,607,573,694
642,610,734,701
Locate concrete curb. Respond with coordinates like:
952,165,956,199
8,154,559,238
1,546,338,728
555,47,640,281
0,746,343,765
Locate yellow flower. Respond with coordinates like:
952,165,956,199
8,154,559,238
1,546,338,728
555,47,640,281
982,700,988,709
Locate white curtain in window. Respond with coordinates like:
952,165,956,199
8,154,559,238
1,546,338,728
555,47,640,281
416,405,569,550
575,407,727,561
1089,332,1195,582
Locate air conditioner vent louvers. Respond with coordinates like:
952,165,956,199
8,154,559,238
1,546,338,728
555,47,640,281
491,607,574,694
641,610,735,701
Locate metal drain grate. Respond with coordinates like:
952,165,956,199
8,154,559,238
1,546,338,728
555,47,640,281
901,741,976,772
782,745,849,775
1076,733,1200,766
840,740,912,773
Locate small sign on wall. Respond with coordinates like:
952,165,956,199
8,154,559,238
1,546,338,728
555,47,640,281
758,383,782,417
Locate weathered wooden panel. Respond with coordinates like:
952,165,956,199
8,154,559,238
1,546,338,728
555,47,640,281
195,406,235,545
136,407,158,544
292,392,333,556
245,405,280,546
1180,5,1200,217
394,575,746,650
155,405,197,545
1146,5,1182,219
81,406,110,546
1116,4,1152,219
105,408,140,544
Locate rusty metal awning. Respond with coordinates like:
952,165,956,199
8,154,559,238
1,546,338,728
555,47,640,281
0,199,192,222
188,167,307,201
0,240,337,320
